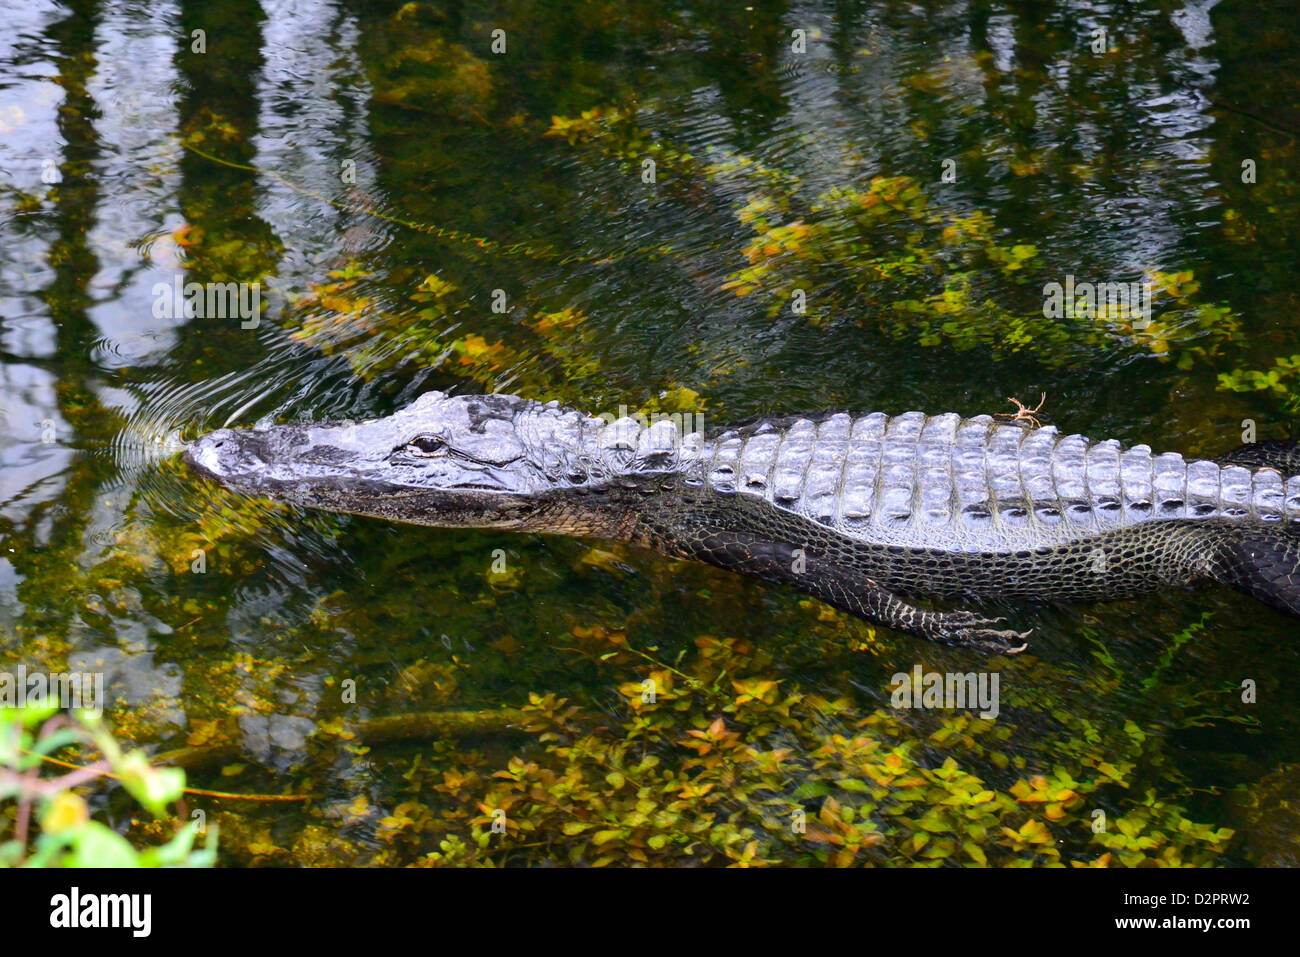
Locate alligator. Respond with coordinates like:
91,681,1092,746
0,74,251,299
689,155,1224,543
185,391,1300,653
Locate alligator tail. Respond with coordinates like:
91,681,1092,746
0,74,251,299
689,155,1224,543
1213,525,1300,618
1214,440,1300,477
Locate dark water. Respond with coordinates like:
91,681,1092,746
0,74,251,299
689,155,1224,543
1,0,1298,865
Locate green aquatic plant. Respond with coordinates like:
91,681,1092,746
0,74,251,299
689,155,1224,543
1219,355,1300,414
0,706,216,867
366,5,494,118
360,631,1237,868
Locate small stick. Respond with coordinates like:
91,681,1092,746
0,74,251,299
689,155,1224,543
996,392,1048,429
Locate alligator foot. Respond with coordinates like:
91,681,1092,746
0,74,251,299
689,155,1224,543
920,610,1032,654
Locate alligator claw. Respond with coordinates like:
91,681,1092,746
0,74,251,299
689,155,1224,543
940,619,1032,654
954,627,1032,655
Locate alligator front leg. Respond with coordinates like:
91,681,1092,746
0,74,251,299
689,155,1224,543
686,533,1031,654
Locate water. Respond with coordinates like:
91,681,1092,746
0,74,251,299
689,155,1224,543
1,0,1297,866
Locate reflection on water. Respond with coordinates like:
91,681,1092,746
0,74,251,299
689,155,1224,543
1,0,1299,865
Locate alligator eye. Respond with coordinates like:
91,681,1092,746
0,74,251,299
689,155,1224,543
405,435,448,457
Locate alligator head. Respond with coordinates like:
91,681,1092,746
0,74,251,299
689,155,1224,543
184,391,693,536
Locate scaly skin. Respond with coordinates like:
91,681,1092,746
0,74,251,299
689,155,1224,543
185,392,1300,653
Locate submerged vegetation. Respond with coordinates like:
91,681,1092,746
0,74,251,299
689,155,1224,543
145,615,1246,867
546,105,1245,370
404,629,1238,868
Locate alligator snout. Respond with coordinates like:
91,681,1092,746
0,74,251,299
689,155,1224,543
185,428,256,482
186,425,317,489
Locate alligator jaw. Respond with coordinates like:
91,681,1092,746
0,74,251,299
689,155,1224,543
183,406,548,530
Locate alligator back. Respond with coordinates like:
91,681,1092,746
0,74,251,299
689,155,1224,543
685,412,1300,552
